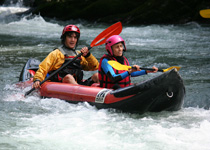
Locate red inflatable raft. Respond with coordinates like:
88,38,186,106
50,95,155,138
19,58,185,114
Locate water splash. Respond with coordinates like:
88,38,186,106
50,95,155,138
3,0,24,7
0,0,29,23
0,13,61,38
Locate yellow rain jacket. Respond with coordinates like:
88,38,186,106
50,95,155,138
33,48,99,82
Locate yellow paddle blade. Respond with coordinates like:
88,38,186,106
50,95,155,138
162,66,181,72
200,9,210,18
108,60,131,70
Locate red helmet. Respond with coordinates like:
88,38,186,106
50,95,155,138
62,24,80,36
61,25,80,47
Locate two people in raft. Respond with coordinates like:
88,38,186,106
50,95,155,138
33,24,158,90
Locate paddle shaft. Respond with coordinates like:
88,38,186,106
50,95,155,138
132,67,163,72
24,50,89,96
140,67,163,72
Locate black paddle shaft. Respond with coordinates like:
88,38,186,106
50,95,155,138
140,67,163,72
132,67,163,72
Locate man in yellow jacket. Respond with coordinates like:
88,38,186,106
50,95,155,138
33,24,99,89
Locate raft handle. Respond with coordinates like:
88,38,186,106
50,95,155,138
166,91,173,98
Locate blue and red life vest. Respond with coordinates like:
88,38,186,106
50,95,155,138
99,54,131,89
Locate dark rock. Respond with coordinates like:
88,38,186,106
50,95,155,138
0,0,5,5
31,0,210,24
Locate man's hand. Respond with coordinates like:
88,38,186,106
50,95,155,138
32,80,41,89
81,47,89,57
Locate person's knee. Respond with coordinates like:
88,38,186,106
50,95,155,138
92,73,99,83
63,74,77,84
63,74,73,81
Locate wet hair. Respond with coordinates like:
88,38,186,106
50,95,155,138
61,31,80,47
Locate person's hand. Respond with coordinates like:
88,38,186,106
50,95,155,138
128,65,141,74
32,80,41,89
80,47,89,57
146,66,158,73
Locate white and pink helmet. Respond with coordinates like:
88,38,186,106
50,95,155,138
105,35,126,56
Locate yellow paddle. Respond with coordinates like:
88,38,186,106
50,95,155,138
200,9,210,18
108,60,181,72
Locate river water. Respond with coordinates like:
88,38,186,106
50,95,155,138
0,4,210,150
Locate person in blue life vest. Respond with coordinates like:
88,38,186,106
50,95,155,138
98,35,158,89
33,24,99,89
